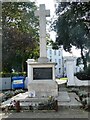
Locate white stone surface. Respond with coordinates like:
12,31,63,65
66,58,75,86
65,57,90,86
27,61,56,82
57,92,70,102
38,57,49,63
28,80,58,97
35,4,50,61
26,61,58,97
64,56,77,77
74,76,90,86
47,45,63,77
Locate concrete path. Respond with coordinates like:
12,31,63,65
0,108,89,119
57,91,70,102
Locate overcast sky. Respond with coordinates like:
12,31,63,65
36,0,55,16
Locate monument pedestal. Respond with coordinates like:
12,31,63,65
28,80,58,97
27,59,58,97
38,57,49,63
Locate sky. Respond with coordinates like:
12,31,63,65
35,0,55,17
33,0,81,57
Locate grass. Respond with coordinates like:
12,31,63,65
59,77,68,80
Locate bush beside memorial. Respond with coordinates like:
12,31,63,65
75,65,90,80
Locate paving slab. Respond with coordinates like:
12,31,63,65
58,92,82,109
57,91,70,102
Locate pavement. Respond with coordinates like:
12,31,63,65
0,108,89,119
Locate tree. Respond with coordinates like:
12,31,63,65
53,2,90,70
2,2,39,72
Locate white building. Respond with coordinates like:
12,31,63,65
47,45,63,77
47,45,84,78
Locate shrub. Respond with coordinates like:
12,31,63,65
0,72,26,77
0,72,11,77
85,64,90,76
75,64,90,80
75,71,90,80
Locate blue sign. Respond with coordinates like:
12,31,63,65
12,76,25,89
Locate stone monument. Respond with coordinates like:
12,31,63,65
27,4,58,97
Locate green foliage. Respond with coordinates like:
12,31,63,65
2,2,39,72
0,72,26,77
75,64,90,80
75,71,90,80
53,2,90,70
85,64,90,75
76,57,82,66
52,42,59,50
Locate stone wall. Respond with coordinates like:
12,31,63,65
74,76,90,86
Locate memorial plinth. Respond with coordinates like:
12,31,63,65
27,60,58,97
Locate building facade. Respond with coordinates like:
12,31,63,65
47,46,63,77
47,46,83,78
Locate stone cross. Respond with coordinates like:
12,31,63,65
35,4,50,62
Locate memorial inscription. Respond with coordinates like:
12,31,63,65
33,68,52,80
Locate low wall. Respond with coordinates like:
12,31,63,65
0,77,11,90
74,76,90,86
0,77,28,91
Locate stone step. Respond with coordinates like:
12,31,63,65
1,91,82,110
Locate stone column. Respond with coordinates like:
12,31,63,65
66,57,75,86
35,4,50,63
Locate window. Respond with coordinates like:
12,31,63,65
50,59,52,62
59,59,61,64
64,67,66,71
55,59,57,63
54,50,56,55
58,51,60,56
49,56,52,61
49,50,52,54
59,68,61,73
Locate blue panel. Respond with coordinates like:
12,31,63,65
12,76,25,89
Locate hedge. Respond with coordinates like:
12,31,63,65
75,72,90,80
0,72,26,77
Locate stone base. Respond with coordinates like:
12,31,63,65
38,57,49,63
28,80,58,97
